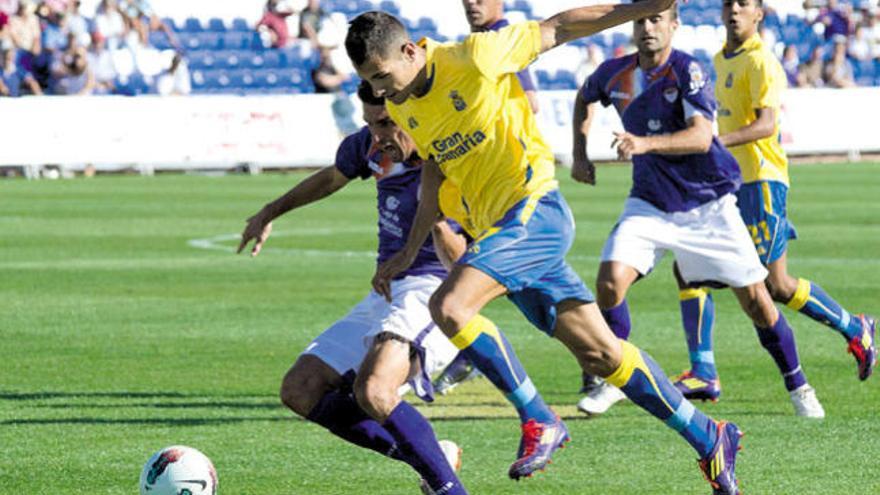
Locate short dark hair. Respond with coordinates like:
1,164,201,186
632,0,679,19
345,11,408,67
357,80,385,106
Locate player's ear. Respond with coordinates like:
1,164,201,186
401,41,417,63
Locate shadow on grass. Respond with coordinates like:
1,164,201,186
0,391,276,401
36,400,282,410
1,416,288,426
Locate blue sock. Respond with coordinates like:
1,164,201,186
787,278,862,340
679,288,717,380
756,313,807,391
451,314,556,424
605,340,718,458
306,390,405,461
383,402,467,495
601,300,632,340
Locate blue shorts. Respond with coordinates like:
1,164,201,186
458,189,594,336
736,181,798,265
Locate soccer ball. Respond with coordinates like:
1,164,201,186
139,445,218,495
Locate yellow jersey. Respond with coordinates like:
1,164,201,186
714,34,789,185
387,21,557,234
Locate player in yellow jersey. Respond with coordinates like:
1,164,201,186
344,4,743,492
672,0,876,410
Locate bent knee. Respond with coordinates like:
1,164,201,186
429,290,470,334
595,278,626,309
280,359,340,418
353,376,400,421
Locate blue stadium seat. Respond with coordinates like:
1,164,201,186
512,0,533,17
149,31,174,50
416,17,437,32
183,17,204,32
161,17,178,32
231,17,250,32
378,0,400,16
197,32,222,50
207,17,227,32
552,70,577,90
229,69,256,89
188,51,217,70
221,32,251,50
216,51,244,70
535,69,552,87
254,69,282,88
180,33,202,50
611,32,629,48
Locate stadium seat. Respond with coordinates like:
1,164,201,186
378,0,400,16
149,32,174,50
230,17,250,33
161,17,177,32
188,51,216,70
229,69,256,89
183,17,203,32
207,18,227,32
216,51,243,70
220,32,251,50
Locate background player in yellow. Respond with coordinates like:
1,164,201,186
671,0,876,408
345,3,744,493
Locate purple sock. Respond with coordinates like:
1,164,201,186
383,402,467,495
601,300,632,340
755,313,807,391
306,390,404,461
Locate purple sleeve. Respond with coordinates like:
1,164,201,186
680,58,716,121
580,68,610,107
334,127,372,180
516,69,537,92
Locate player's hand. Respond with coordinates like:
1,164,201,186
612,131,649,161
571,158,596,185
371,249,416,302
237,209,274,257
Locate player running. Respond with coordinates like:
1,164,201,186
346,2,743,492
670,0,875,406
239,83,473,495
433,0,542,396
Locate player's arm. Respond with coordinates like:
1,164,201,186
718,107,776,148
613,114,713,160
432,220,467,271
539,0,676,52
237,166,351,256
571,90,597,185
372,160,444,301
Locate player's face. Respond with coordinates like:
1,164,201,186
363,103,414,163
722,0,763,43
634,10,678,55
461,0,502,30
355,42,421,105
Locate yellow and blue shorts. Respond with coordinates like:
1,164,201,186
458,189,594,336
736,180,798,265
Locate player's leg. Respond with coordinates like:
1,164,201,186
354,334,466,495
429,265,557,425
767,252,876,380
671,263,720,401
552,299,741,494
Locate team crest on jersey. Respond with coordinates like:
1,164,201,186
648,119,662,132
663,87,678,103
385,195,400,211
450,90,467,111
687,61,706,95
725,72,734,88
408,116,419,129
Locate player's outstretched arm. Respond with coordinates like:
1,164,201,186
372,160,444,300
718,107,776,149
571,91,597,185
612,114,713,160
539,0,676,52
237,166,351,257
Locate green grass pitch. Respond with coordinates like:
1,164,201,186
1,162,878,494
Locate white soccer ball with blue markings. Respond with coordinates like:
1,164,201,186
139,445,217,495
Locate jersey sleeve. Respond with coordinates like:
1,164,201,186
516,68,537,92
580,66,610,107
748,53,782,110
680,58,715,121
334,127,373,180
464,21,542,80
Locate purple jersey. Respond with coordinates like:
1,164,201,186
334,127,448,279
481,19,537,92
581,49,741,213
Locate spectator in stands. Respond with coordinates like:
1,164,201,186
48,42,94,94
298,0,326,44
156,51,190,95
824,38,856,87
848,24,873,60
8,0,41,69
575,43,605,88
65,0,92,48
798,45,825,87
0,0,18,16
781,44,801,87
257,0,295,48
87,31,116,93
311,42,348,93
39,5,69,52
124,0,179,50
0,44,40,95
815,0,853,41
0,10,9,47
94,0,128,49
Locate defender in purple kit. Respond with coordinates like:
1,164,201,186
238,83,467,495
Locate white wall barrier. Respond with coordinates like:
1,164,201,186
1,88,878,172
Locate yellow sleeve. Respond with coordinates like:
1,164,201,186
749,53,782,110
463,21,542,80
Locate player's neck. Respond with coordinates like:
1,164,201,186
638,46,672,71
724,32,755,55
411,48,431,98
